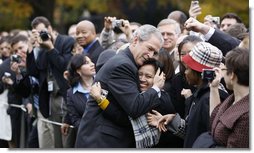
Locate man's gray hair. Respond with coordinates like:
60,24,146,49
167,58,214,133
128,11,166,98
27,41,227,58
133,24,164,45
157,18,181,35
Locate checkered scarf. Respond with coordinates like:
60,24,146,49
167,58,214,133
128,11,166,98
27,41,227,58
129,115,161,148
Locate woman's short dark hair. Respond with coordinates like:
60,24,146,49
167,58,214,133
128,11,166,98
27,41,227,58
142,58,163,74
225,47,249,86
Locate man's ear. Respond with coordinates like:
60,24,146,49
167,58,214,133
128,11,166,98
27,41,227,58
132,35,139,45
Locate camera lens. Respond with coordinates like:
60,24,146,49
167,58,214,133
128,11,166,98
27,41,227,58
40,31,49,41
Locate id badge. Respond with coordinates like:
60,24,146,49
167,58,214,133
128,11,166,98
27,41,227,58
48,81,53,92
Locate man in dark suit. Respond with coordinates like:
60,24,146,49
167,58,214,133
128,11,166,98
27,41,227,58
27,16,75,148
75,24,164,148
184,17,240,55
76,20,104,64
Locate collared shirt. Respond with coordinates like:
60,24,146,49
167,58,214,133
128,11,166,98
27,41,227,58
152,85,161,98
203,27,215,41
83,39,97,54
73,82,90,99
30,77,39,109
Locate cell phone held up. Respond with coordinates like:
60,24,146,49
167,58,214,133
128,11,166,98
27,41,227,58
201,69,215,81
191,1,199,7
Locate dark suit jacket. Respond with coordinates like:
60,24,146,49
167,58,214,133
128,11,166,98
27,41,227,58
66,88,88,129
85,40,104,64
75,48,161,148
208,29,240,56
26,34,75,118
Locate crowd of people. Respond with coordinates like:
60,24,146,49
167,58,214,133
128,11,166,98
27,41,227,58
0,2,249,149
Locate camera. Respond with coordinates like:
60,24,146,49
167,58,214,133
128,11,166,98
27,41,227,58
39,30,50,41
201,69,215,81
112,20,123,28
4,72,11,78
11,54,22,63
101,89,108,97
211,16,220,25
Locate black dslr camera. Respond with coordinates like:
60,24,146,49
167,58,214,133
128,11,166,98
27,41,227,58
201,69,215,81
11,54,22,63
39,30,50,41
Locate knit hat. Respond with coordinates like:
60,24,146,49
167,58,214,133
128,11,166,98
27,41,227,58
182,42,222,72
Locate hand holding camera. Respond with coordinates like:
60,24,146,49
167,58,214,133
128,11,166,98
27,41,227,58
112,19,124,29
30,29,40,48
104,16,117,31
38,30,54,50
208,67,224,88
189,1,201,18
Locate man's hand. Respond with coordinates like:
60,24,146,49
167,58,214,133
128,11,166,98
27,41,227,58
181,88,192,99
26,103,33,115
119,19,133,41
2,75,13,85
147,110,162,127
189,1,202,19
184,17,210,35
153,68,165,90
38,36,54,50
157,114,176,132
90,82,103,102
10,61,21,75
209,65,224,88
61,123,70,136
104,16,116,32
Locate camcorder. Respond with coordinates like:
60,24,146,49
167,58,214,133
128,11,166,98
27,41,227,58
112,20,124,29
11,54,22,63
39,30,50,41
201,69,215,81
